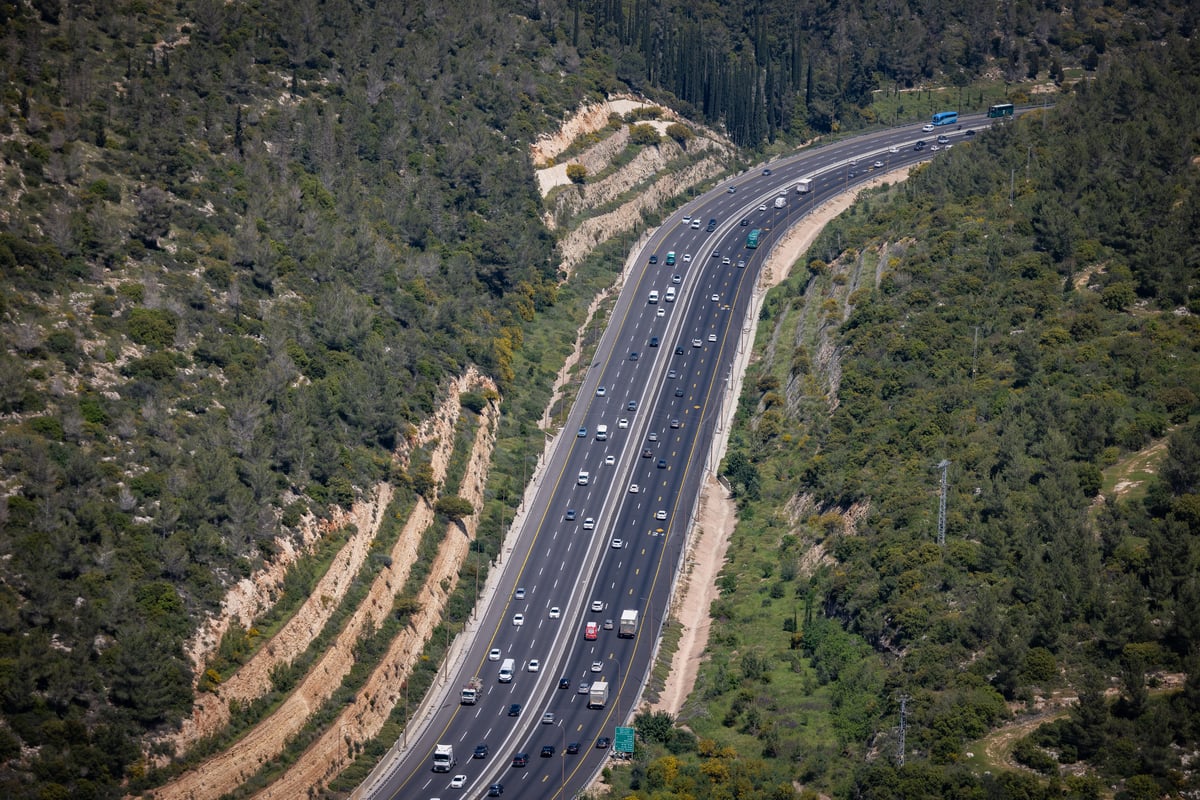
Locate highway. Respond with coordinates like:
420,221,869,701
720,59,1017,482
359,113,998,800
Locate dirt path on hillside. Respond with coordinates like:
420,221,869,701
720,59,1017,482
145,371,495,800
255,394,499,799
648,168,915,718
164,484,392,757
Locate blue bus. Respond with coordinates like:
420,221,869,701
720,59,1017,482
746,229,761,249
932,111,958,126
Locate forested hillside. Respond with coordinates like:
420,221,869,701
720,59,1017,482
1,0,1196,798
611,36,1200,800
574,0,1197,142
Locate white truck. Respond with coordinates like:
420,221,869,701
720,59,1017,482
595,424,608,441
618,609,638,638
432,743,455,772
773,196,786,209
460,676,482,704
588,680,609,709
795,178,812,194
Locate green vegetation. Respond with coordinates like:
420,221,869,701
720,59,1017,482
1,0,1197,797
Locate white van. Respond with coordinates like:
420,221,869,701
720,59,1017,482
595,424,608,441
664,287,676,302
498,658,515,683
648,290,659,304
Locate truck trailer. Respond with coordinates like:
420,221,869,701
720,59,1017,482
795,178,812,194
588,681,609,709
618,609,638,638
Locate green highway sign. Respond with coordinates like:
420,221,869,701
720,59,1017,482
614,726,635,753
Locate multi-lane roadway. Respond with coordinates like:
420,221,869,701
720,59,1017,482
360,113,998,800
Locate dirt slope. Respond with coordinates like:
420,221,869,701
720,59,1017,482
254,394,498,798
143,369,495,799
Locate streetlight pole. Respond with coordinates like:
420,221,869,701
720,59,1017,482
615,657,623,727
557,721,566,797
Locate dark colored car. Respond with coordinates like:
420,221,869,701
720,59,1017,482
559,676,570,689
965,129,975,136
566,742,580,754
508,703,521,717
565,509,576,521
649,336,658,347
675,345,684,355
648,254,658,264
657,458,667,469
641,448,653,458
628,400,638,411
488,783,504,796
541,745,555,757
629,351,638,361
914,140,926,150
474,743,490,759
596,736,611,749
740,218,749,226
762,168,772,175
512,752,528,767
674,387,684,397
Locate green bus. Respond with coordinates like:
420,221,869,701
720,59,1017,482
746,229,761,249
987,103,1014,118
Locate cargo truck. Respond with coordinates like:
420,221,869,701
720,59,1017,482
588,680,609,709
795,178,812,194
432,743,455,772
618,609,638,638
460,677,482,704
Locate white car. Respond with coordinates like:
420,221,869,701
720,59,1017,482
604,455,615,466
578,471,589,485
682,253,691,262
591,661,603,672
596,385,606,396
515,587,525,599
583,517,595,530
711,293,719,302
873,160,884,168
757,204,767,211
681,214,691,223
708,333,717,342
590,600,603,612
528,659,540,672
513,613,524,626
628,483,639,494
618,417,628,428
672,274,682,283
655,510,667,520
450,775,467,788
692,339,701,347
489,648,501,661
549,606,560,619
610,538,623,549
656,307,665,317
888,145,899,153
922,123,935,132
